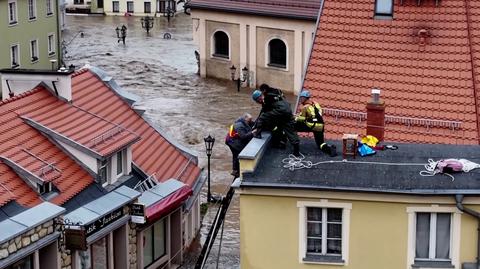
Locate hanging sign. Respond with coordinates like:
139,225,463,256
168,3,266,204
130,203,146,224
65,227,87,251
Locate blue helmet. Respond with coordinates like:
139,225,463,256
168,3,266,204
299,90,311,98
252,90,262,101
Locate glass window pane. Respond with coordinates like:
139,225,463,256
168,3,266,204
117,151,123,175
436,213,451,259
415,213,430,259
327,239,342,255
153,220,166,259
327,223,342,239
143,226,153,266
307,222,322,237
327,208,342,222
307,238,322,254
269,39,286,67
307,208,322,221
214,31,229,57
375,0,392,15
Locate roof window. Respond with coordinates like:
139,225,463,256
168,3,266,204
374,0,393,17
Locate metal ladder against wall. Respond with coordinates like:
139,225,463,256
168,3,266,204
194,183,236,269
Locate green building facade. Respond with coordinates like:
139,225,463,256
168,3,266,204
1,0,62,70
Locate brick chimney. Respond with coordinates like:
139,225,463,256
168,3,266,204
366,89,385,141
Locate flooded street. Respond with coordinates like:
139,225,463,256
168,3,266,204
63,13,257,268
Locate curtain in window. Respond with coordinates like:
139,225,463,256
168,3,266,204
415,213,430,259
436,213,451,259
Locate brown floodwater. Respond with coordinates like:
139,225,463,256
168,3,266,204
63,13,268,268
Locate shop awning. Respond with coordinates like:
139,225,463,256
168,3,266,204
138,179,193,222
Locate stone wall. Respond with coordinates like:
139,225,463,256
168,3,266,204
61,249,72,269
0,220,55,260
129,222,137,269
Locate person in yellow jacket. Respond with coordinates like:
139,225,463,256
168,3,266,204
295,89,336,156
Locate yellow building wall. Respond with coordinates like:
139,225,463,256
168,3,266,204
240,194,480,269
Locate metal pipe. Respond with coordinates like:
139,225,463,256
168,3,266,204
455,194,480,269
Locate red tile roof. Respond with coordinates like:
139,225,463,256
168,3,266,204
0,88,94,207
22,103,140,158
302,0,480,144
189,0,321,20
71,70,202,187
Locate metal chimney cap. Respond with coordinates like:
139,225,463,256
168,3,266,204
371,88,381,95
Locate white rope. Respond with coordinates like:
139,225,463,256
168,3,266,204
281,154,457,181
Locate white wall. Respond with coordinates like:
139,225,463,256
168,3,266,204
1,72,72,101
58,140,98,172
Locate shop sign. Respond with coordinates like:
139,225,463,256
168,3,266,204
130,203,146,224
65,227,87,251
85,207,124,237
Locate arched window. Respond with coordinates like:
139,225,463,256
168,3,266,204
268,38,287,68
213,31,229,58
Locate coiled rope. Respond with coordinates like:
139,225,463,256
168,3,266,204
281,154,456,181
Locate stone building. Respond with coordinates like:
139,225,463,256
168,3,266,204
189,0,320,94
0,66,204,269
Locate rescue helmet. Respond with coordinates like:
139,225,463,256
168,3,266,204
252,90,262,101
299,90,311,99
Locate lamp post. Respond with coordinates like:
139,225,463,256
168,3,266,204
204,134,219,203
141,16,154,34
230,65,249,92
115,25,127,45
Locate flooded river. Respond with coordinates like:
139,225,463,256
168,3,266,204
63,13,260,268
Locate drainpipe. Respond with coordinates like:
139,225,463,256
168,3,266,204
455,194,480,269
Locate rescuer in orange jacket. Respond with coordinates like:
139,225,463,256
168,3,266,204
225,113,254,177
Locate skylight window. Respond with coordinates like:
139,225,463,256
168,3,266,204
375,0,393,17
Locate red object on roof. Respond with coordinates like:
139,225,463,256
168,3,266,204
71,70,202,187
302,0,480,144
0,88,94,207
145,185,193,222
189,0,321,20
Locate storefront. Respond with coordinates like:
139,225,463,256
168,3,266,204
135,179,192,269
0,202,65,269
63,186,140,269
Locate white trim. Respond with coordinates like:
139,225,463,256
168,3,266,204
405,205,461,269
47,32,56,56
28,0,37,21
265,36,289,71
297,199,352,265
210,29,231,61
10,43,20,68
30,39,39,63
7,0,18,26
116,150,124,177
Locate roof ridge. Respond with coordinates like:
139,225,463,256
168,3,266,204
72,68,89,78
0,87,44,107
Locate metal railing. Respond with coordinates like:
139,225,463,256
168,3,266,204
134,173,158,192
90,126,125,147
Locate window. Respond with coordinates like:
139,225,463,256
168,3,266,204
8,0,17,25
375,0,393,16
6,254,33,269
298,200,351,265
127,1,134,12
143,219,166,267
112,1,119,12
28,0,36,20
30,39,38,62
268,38,287,69
48,33,55,56
97,0,104,8
116,151,123,176
415,213,451,261
77,236,109,269
37,182,52,195
99,159,108,185
10,44,19,68
212,31,229,59
144,2,151,13
73,0,84,4
46,0,53,15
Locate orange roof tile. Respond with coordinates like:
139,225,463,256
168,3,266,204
303,0,480,144
71,70,201,187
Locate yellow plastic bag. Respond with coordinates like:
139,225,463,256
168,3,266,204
361,135,379,148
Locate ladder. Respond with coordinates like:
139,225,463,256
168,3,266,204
194,180,237,269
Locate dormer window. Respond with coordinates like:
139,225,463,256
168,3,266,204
99,159,108,185
374,0,393,17
117,150,124,176
37,182,52,194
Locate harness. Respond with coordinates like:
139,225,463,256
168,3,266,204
305,103,324,131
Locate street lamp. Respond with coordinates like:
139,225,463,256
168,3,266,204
204,134,219,203
115,25,127,45
141,16,154,34
230,65,249,92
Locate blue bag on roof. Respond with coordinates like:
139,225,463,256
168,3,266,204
358,142,376,157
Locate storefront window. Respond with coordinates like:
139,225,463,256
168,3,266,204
143,219,166,267
7,255,32,269
77,236,109,269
